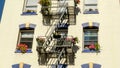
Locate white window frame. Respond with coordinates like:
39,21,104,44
83,0,99,14
22,0,38,14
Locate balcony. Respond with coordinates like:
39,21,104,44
36,36,75,65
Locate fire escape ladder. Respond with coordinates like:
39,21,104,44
43,0,68,50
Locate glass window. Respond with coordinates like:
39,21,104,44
22,0,38,15
83,0,99,14
15,29,34,53
20,31,34,49
0,0,5,22
83,28,99,52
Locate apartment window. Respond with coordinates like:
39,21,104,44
82,22,99,53
0,0,5,22
81,63,101,68
15,23,36,53
22,0,38,15
83,0,99,14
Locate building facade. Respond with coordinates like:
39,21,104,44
0,0,120,68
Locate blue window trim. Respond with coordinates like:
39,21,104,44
12,63,31,68
21,12,37,15
82,49,100,53
15,49,32,53
0,0,5,22
81,63,101,68
19,23,36,29
83,10,99,14
82,22,99,28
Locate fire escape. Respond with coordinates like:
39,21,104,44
36,0,76,67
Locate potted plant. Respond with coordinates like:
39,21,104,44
17,43,28,53
72,37,79,44
36,37,45,46
39,0,51,15
75,0,80,6
39,0,51,6
95,43,100,52
64,37,73,45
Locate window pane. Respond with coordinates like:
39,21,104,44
85,0,97,4
23,0,38,14
20,38,33,42
84,0,98,14
84,29,98,49
21,32,33,38
18,30,34,49
27,0,38,6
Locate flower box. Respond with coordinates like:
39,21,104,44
16,43,28,53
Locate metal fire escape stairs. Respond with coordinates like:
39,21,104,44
37,0,75,67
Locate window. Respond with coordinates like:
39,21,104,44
82,22,99,53
83,0,99,14
81,63,101,68
0,0,5,22
22,0,38,15
19,30,34,49
15,23,36,53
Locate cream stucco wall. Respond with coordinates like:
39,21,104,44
0,0,120,68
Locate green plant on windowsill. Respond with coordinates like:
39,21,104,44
95,43,100,53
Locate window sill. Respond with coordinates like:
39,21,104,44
82,49,100,53
21,12,37,15
83,11,99,14
15,49,32,53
